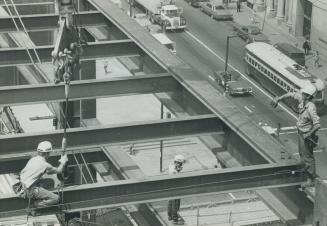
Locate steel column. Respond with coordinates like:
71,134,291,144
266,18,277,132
0,11,107,32
0,40,141,66
0,73,178,106
0,163,304,218
0,114,222,155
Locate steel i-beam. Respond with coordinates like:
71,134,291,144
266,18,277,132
0,114,222,156
0,74,179,106
0,163,304,218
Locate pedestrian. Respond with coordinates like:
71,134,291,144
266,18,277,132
168,155,186,225
13,141,68,211
271,86,320,187
302,38,311,55
314,50,320,67
236,0,241,12
104,61,110,74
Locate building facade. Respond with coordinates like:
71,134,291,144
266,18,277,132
249,0,327,58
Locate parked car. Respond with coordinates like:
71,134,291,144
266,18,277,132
233,24,269,43
199,1,233,20
274,42,305,66
184,0,209,7
214,70,253,96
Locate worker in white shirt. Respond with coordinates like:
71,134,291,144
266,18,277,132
271,86,320,186
168,154,186,225
18,141,68,208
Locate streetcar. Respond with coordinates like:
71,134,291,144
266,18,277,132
244,42,325,113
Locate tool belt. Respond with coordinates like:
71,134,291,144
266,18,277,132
12,181,27,199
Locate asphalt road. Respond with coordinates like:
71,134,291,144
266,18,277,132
168,0,327,154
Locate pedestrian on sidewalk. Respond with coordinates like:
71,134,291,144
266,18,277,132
271,86,320,187
104,60,110,74
168,155,186,225
302,38,311,55
314,50,320,67
236,0,241,12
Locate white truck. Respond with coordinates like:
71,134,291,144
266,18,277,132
134,0,187,30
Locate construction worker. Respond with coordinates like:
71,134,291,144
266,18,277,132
271,86,320,186
18,141,68,208
168,154,185,225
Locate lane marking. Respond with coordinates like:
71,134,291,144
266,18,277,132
244,106,252,113
208,75,215,82
185,30,297,120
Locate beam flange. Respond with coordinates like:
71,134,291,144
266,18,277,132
0,163,304,218
0,40,141,66
0,73,177,106
0,148,107,174
0,12,107,32
0,114,222,156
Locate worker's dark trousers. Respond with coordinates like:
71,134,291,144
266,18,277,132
168,199,181,221
298,133,316,178
27,186,59,208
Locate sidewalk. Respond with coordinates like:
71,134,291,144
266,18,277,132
231,3,327,83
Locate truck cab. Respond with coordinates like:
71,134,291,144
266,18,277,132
159,5,186,30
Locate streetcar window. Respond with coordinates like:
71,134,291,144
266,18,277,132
277,78,280,84
287,86,290,91
258,65,261,70
254,62,257,67
281,81,284,86
264,69,267,74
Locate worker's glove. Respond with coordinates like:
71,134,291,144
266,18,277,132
59,154,68,165
270,98,279,108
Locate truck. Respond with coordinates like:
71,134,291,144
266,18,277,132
134,14,177,54
133,0,187,31
152,33,177,54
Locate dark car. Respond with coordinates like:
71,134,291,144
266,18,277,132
199,2,233,20
274,42,305,66
233,24,269,43
184,0,209,7
214,70,252,96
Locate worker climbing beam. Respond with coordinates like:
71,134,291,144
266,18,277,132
0,114,222,155
0,11,107,32
0,73,177,106
0,40,141,66
0,162,304,218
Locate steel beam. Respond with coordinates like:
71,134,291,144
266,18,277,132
0,40,141,67
0,114,222,156
0,163,304,218
0,148,107,174
0,11,106,32
0,74,178,106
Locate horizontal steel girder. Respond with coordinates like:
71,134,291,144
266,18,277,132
0,163,305,218
0,11,106,32
0,148,107,174
0,114,222,156
0,73,178,106
0,40,141,67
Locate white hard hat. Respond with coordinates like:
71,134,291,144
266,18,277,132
174,154,185,163
37,141,53,153
301,85,316,97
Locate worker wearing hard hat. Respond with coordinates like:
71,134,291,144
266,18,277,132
271,86,320,186
167,154,186,225
16,141,68,208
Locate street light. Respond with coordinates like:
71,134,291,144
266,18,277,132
224,35,239,72
224,33,251,72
